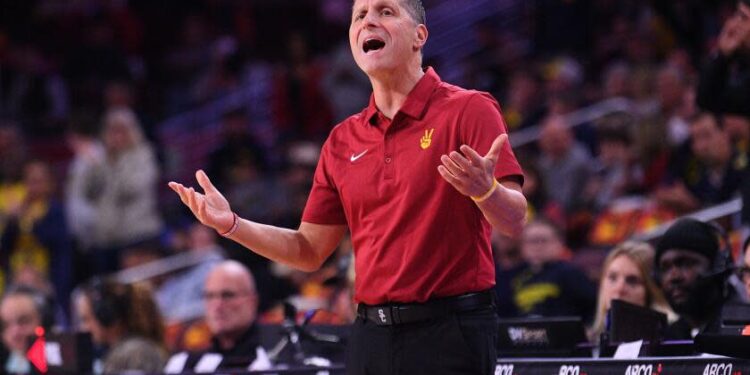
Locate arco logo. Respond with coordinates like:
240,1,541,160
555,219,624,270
703,363,732,375
625,364,653,375
495,364,514,375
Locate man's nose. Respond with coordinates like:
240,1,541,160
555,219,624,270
363,10,379,27
663,267,685,285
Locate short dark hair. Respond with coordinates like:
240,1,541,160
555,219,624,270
401,0,426,25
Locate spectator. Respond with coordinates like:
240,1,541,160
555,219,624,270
65,119,105,251
502,70,545,131
655,65,693,147
588,241,675,343
1,44,69,137
200,260,262,369
655,112,745,214
499,218,597,321
321,42,371,124
205,110,282,226
76,279,166,374
156,223,225,324
271,32,333,143
584,113,643,211
79,107,163,273
739,236,750,300
655,218,738,339
0,125,27,243
601,61,633,100
724,114,750,151
0,161,73,317
696,0,750,118
0,285,52,374
537,115,593,214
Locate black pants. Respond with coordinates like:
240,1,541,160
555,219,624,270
346,307,498,375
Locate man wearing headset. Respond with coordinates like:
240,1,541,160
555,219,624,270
654,218,738,340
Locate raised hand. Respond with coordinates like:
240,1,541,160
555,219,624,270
718,13,750,56
437,134,507,200
168,170,235,233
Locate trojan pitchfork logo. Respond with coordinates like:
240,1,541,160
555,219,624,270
420,128,434,149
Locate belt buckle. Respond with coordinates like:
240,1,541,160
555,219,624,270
374,306,393,325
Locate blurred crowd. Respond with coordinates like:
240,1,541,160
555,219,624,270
1,0,750,373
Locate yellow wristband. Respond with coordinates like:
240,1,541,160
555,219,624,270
471,179,498,202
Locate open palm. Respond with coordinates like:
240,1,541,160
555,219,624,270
168,170,235,232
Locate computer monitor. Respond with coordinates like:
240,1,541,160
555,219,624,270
496,316,589,358
608,299,667,345
40,332,93,374
694,302,750,359
718,302,750,327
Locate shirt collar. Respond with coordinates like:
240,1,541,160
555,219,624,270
364,66,441,125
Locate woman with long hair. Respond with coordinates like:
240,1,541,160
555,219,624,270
75,279,166,374
589,241,676,343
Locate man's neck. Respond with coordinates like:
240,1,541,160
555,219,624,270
370,65,425,119
215,329,247,351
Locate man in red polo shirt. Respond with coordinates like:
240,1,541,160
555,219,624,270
170,0,527,373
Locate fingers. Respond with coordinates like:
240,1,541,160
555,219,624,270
449,151,474,171
437,165,461,187
196,169,217,193
168,181,204,220
484,134,508,164
440,155,464,177
168,182,189,204
460,144,484,166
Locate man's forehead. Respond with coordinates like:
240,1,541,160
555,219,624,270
0,298,38,318
352,0,401,11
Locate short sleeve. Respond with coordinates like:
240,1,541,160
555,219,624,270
301,141,348,225
459,93,524,185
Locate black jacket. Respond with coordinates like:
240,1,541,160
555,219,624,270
208,324,261,370
696,51,750,117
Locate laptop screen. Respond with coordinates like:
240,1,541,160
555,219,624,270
496,316,588,357
39,332,93,374
608,299,667,345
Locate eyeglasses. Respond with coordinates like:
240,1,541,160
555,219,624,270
201,290,250,302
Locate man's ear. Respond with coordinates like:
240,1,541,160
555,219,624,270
414,24,428,51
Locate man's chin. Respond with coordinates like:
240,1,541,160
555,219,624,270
667,296,690,313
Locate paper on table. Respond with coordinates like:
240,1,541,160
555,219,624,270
248,346,273,371
194,353,223,373
163,352,189,374
613,340,643,359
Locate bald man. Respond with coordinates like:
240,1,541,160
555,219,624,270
202,261,261,366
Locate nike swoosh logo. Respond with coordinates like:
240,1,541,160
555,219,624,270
350,150,368,162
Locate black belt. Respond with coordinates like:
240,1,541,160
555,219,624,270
356,290,495,326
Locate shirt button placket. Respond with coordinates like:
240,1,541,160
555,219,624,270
384,131,395,180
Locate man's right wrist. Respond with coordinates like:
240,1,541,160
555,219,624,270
218,212,239,237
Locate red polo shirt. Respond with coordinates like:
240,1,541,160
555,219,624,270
302,67,523,305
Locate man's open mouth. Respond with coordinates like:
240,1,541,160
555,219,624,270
363,38,386,53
